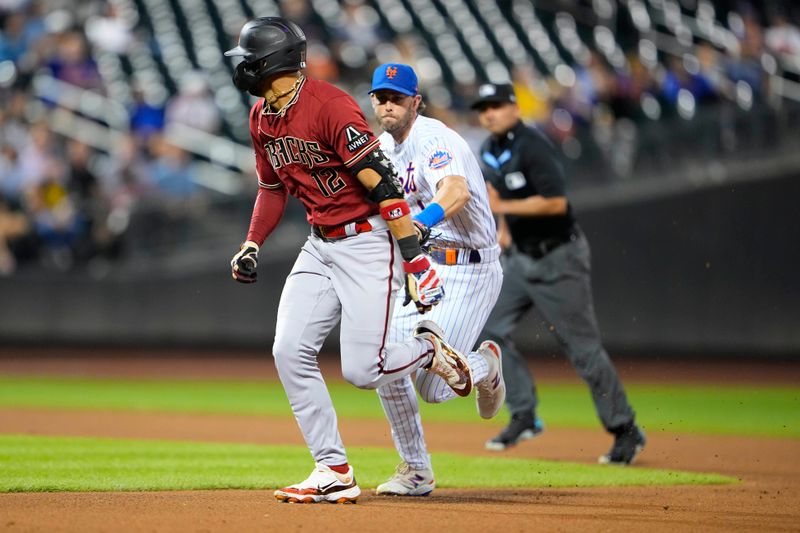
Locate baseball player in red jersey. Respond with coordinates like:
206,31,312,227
226,17,474,504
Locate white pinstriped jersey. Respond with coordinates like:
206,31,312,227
378,115,497,250
376,114,504,471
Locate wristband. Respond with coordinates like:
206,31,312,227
380,201,411,221
397,235,422,261
402,254,430,273
413,202,445,228
241,240,260,252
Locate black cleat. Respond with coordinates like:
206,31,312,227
485,412,544,451
599,423,646,465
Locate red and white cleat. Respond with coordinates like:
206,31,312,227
274,463,360,504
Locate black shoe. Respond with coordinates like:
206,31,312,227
599,423,646,465
485,412,544,451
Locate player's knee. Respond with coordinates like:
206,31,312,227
341,365,377,390
568,346,604,377
271,336,294,363
271,335,311,372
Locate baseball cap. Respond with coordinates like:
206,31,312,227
369,63,419,96
470,83,517,109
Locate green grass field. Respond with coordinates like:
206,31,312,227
1,376,797,437
1,375,794,493
0,434,734,493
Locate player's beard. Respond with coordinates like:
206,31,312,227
378,110,413,136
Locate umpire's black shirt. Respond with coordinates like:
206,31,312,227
479,120,576,247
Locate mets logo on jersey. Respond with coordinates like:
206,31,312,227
401,161,417,194
427,149,453,170
386,66,398,79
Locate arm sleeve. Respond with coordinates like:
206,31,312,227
319,95,381,169
246,185,288,245
419,133,468,189
249,101,283,189
245,100,287,245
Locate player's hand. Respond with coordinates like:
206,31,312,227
231,240,259,283
402,254,444,314
413,220,431,247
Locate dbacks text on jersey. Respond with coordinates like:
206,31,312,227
265,136,329,170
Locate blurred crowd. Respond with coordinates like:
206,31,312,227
0,0,219,275
2,0,799,275
290,0,800,154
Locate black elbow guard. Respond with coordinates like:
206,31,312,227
351,148,404,203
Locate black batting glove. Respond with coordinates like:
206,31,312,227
412,220,431,247
231,240,259,283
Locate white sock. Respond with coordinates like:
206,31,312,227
467,350,489,384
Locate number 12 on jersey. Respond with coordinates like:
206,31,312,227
311,168,346,197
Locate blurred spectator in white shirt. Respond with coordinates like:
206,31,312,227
164,71,221,134
85,1,133,54
765,12,800,57
18,122,64,190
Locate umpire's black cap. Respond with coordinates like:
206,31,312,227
470,83,517,110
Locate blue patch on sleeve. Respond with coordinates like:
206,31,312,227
427,149,453,170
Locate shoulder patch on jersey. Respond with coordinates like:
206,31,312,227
427,148,453,170
504,171,527,190
345,124,371,153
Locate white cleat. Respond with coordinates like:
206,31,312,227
375,462,435,497
414,320,473,397
274,463,360,504
475,340,506,419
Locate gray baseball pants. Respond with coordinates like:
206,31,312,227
481,231,635,431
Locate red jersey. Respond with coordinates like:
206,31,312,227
249,77,381,226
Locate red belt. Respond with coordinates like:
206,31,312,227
313,219,373,240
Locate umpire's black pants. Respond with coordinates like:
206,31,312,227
480,231,635,432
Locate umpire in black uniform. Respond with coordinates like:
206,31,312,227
472,83,645,465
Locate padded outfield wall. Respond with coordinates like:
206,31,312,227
0,173,797,356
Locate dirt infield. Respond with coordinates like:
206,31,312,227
1,354,799,532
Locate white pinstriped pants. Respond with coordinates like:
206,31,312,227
376,258,504,470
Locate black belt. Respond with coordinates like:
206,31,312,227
517,232,578,259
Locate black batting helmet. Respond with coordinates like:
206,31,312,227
225,17,307,95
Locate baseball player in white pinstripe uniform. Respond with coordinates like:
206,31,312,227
369,64,506,496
